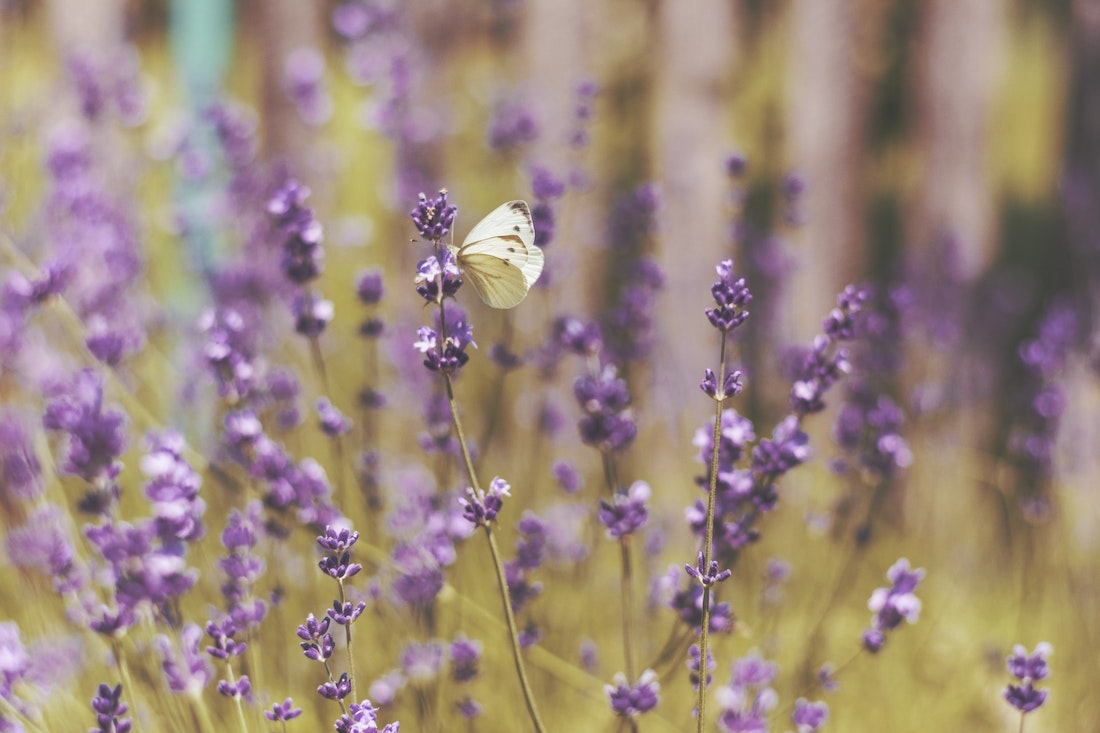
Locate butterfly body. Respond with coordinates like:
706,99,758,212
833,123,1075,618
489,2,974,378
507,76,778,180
448,200,543,308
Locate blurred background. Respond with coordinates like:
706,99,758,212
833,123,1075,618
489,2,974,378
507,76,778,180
2,0,1100,731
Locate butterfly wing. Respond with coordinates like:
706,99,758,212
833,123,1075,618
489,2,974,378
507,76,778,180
457,200,544,308
459,251,531,309
462,200,535,250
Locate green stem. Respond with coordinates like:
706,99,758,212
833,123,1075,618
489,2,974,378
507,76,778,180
697,330,728,730
339,579,358,703
438,326,546,732
112,641,143,733
485,525,548,732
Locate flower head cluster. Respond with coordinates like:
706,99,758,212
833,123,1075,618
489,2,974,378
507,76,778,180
317,524,364,581
414,301,476,375
199,308,261,403
529,165,565,250
317,397,352,437
705,260,752,333
789,285,869,417
218,502,267,631
410,190,457,242
573,364,637,453
831,386,912,482
714,651,778,732
298,612,335,663
267,178,324,285
414,251,463,304
861,558,924,653
42,369,127,487
334,699,400,733
487,95,539,152
1004,642,1051,714
597,480,651,538
265,698,303,723
141,431,205,546
792,698,829,732
459,477,511,528
504,513,547,616
155,624,212,695
90,682,132,733
605,669,660,718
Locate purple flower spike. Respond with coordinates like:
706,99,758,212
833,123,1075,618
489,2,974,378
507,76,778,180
597,481,651,538
410,190,457,242
43,369,127,485
318,525,360,552
450,635,482,683
318,550,362,581
700,368,744,400
684,552,732,587
861,558,925,653
1004,642,1051,714
792,698,829,732
460,477,511,528
356,269,385,304
414,251,463,304
292,292,334,337
605,669,660,718
90,683,132,733
318,672,352,700
316,398,352,437
265,698,303,722
705,259,752,332
335,699,401,733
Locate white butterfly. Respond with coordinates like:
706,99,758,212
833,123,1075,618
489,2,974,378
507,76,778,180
448,200,543,309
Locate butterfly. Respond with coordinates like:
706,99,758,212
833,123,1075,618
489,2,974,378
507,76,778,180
449,200,543,309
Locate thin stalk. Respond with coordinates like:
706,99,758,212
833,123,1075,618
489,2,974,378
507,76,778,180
437,302,546,732
307,331,349,507
112,641,142,733
696,330,728,730
339,579,358,703
220,660,250,733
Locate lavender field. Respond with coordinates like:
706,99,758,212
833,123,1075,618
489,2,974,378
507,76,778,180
0,1,1095,731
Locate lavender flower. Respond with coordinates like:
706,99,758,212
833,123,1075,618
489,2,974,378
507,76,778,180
298,613,335,662
705,260,752,333
141,431,205,545
356,269,385,305
42,369,127,486
449,635,482,683
487,94,539,152
597,480,651,538
459,477,511,528
265,698,303,722
861,558,925,653
155,624,212,695
605,669,660,718
414,301,476,375
792,698,829,732
400,641,445,684
714,652,778,733
317,398,352,437
1004,642,1051,714
410,190,457,242
90,683,132,733
334,699,400,733
573,364,637,452
414,251,463,305
267,179,323,283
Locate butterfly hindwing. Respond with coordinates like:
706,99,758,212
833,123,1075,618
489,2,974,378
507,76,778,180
459,251,530,309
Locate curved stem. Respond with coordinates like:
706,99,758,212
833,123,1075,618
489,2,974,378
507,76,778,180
485,524,548,733
438,307,545,731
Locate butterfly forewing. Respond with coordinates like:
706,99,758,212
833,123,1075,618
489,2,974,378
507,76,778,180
462,200,535,250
